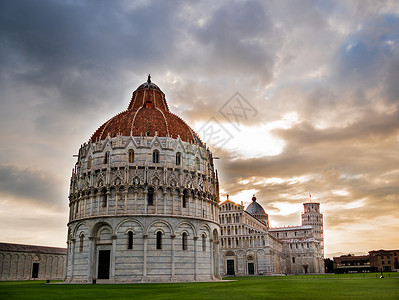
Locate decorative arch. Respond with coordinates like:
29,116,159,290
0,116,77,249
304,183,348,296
72,222,89,237
198,224,211,236
175,221,196,237
115,219,145,234
91,221,113,237
145,219,174,236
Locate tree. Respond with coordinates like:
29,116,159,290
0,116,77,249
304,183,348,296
324,258,334,273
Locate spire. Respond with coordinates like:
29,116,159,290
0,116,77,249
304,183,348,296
147,74,151,84
252,194,256,202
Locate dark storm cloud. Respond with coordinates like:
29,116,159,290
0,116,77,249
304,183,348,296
0,0,181,111
190,0,276,83
0,164,63,209
334,14,399,93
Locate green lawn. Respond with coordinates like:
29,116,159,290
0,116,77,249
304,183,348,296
0,273,398,300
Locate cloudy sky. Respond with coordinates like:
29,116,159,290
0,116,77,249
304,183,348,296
1,0,398,257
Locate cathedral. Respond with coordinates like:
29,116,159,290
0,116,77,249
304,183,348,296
65,77,324,283
219,196,324,275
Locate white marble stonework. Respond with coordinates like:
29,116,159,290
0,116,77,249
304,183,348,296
219,197,324,276
66,79,221,283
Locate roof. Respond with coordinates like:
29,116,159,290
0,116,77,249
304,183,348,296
0,242,67,255
369,249,398,255
90,77,202,145
269,225,313,231
333,255,370,261
245,195,267,216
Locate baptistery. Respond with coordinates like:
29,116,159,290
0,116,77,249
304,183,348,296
66,76,221,283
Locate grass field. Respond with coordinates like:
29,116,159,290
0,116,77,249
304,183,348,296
0,273,398,300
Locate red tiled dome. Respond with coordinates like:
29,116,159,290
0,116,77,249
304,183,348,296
90,77,202,145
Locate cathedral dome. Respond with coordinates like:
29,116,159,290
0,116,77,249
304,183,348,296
246,195,267,216
90,76,202,145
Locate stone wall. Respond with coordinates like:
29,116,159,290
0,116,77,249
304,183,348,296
66,216,220,282
0,243,66,281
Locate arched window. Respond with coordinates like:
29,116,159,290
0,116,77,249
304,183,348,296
182,232,188,250
79,233,84,252
152,150,159,163
292,257,295,263
101,189,107,207
104,152,110,164
148,187,154,206
182,190,187,208
156,231,162,249
176,152,181,165
196,157,200,170
128,231,133,249
202,235,206,251
128,149,134,163
87,156,92,169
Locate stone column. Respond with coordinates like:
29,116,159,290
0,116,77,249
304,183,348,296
70,239,76,281
106,190,110,215
187,192,190,216
180,192,184,216
214,240,220,279
155,189,158,214
124,190,128,214
65,242,69,281
142,234,148,281
97,194,100,215
110,235,117,281
194,194,198,217
83,197,87,217
171,234,176,281
115,191,118,214
134,190,138,213
171,192,175,215
88,236,95,281
163,190,167,214
90,196,93,216
209,238,214,279
144,190,148,214
194,236,198,280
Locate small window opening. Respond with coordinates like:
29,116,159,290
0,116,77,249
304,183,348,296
104,152,110,164
87,156,92,169
128,231,133,249
202,235,206,251
182,191,187,208
101,190,107,207
156,231,162,249
128,150,134,163
176,153,181,165
182,232,188,250
153,150,159,163
79,233,84,252
148,188,154,206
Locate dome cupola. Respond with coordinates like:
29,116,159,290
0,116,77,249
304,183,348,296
90,75,202,145
246,195,269,227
